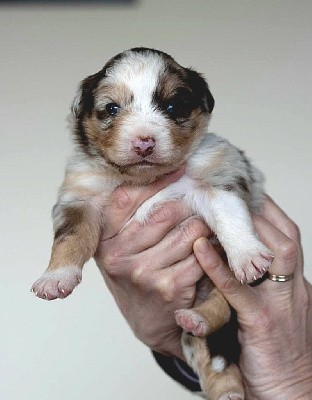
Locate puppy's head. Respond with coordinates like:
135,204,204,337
72,48,214,182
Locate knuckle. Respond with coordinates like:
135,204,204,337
187,218,209,237
285,221,301,242
278,239,297,261
130,264,148,286
176,218,207,244
102,248,125,278
110,186,132,210
149,202,177,224
154,275,175,303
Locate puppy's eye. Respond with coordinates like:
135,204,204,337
165,96,192,121
166,103,175,114
105,103,120,116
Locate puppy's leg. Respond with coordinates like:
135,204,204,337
175,287,231,337
182,334,244,400
132,176,273,283
31,167,117,300
31,202,102,300
189,188,273,283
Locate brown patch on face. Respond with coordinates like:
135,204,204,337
170,108,208,149
157,67,188,101
96,82,133,108
153,58,211,161
80,82,135,163
84,114,115,149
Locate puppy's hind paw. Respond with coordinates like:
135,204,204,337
175,308,209,337
31,266,82,300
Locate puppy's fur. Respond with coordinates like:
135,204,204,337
32,48,273,400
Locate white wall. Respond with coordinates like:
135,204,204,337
1,1,311,399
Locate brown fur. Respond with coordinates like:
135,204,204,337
192,288,231,335
48,208,101,271
54,206,84,242
186,335,244,400
96,83,133,108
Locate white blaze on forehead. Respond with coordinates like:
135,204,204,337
102,51,166,113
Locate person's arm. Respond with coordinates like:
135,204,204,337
95,184,312,399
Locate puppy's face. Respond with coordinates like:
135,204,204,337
72,48,214,182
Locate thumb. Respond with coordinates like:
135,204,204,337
193,237,255,312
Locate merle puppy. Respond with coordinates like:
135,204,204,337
32,48,273,400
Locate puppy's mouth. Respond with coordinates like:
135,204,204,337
123,160,161,167
107,158,168,174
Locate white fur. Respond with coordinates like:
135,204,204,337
181,332,197,371
31,266,82,300
211,356,226,373
102,50,166,114
95,52,174,165
133,172,271,282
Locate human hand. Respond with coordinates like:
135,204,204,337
94,167,211,360
193,196,312,399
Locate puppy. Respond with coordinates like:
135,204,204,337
32,48,273,400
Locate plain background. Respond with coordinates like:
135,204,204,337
1,1,311,399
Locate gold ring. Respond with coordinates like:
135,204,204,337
267,272,294,282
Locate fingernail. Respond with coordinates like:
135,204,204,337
194,237,209,254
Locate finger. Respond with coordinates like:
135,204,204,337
152,254,204,303
253,215,299,279
96,208,205,279
141,216,212,269
103,166,185,239
261,196,301,243
105,201,194,256
193,237,256,312
170,254,205,288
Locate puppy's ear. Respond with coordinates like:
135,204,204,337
71,52,125,119
185,68,215,113
71,87,82,118
204,85,215,114
71,72,103,119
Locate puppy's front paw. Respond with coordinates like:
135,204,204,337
175,309,209,337
31,266,82,300
229,243,273,283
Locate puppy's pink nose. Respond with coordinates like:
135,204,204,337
132,137,155,157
